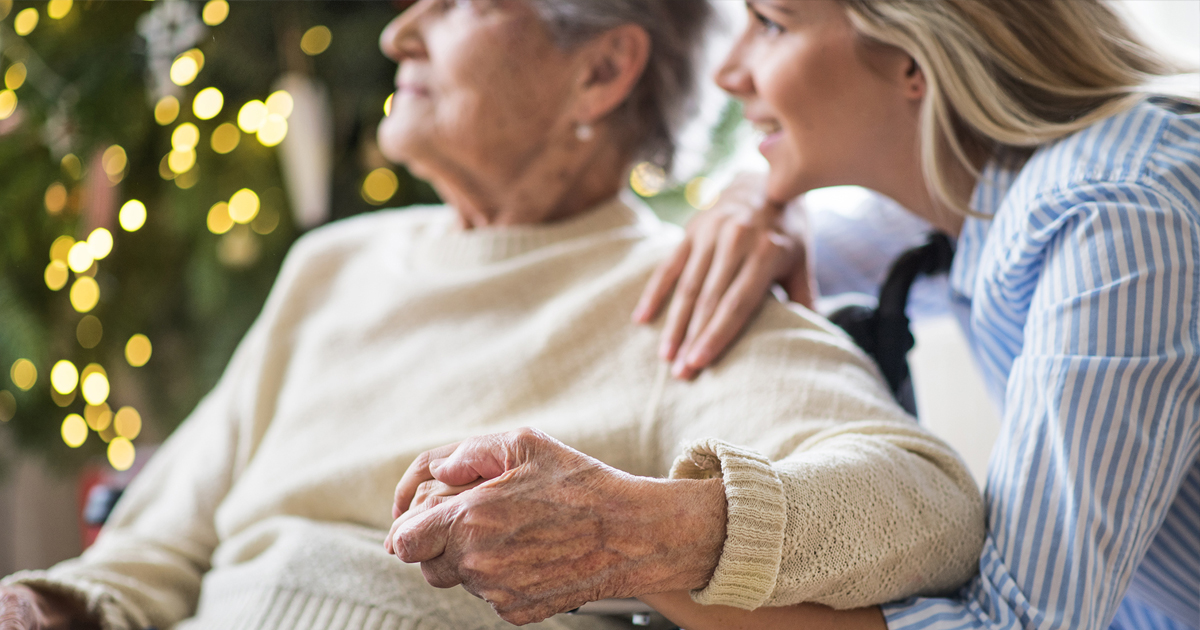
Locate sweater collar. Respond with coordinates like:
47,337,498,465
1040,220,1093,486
415,195,645,268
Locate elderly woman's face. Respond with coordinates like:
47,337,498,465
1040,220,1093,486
378,0,580,184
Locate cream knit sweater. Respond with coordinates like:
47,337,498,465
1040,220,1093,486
5,198,984,630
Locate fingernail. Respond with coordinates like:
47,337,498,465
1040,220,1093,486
686,348,706,367
659,342,674,361
671,360,686,379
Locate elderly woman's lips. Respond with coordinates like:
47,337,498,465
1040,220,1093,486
396,84,430,97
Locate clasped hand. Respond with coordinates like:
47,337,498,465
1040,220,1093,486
386,428,726,626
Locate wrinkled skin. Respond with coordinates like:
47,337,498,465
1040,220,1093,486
387,428,727,626
0,585,96,630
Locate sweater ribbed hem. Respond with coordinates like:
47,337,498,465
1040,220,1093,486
3,570,142,630
669,439,786,610
177,585,433,630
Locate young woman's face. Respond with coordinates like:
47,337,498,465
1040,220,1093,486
716,0,923,205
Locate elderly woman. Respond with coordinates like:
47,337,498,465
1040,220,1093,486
0,1,984,629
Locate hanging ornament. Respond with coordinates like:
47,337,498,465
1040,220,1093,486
274,73,333,229
136,0,207,103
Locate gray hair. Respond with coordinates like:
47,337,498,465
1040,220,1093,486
527,0,715,172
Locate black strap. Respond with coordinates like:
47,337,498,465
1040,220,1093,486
828,232,954,416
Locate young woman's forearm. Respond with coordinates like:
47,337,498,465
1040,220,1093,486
640,591,888,630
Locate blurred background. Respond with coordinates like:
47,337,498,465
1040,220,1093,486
0,0,1196,577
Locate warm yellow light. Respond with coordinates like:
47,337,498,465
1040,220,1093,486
85,403,112,431
300,26,332,56
77,315,103,349
266,90,294,118
70,276,100,313
102,145,127,177
168,149,197,174
362,168,400,205
250,208,279,235
207,202,234,234
45,260,69,291
61,153,82,179
10,359,37,391
171,123,200,151
44,182,68,215
228,189,260,223
4,63,26,90
256,114,288,147
50,360,78,395
87,228,113,260
125,334,152,367
685,177,717,211
193,87,224,120
108,437,136,471
47,0,72,20
201,0,228,26
67,241,94,273
210,122,240,154
14,7,38,36
0,391,14,423
0,90,16,121
81,372,109,406
0,0,11,22
170,56,199,87
114,407,141,440
154,96,180,126
119,200,147,232
236,100,267,133
384,93,393,117
630,162,666,197
62,414,88,448
50,235,74,262
175,165,200,190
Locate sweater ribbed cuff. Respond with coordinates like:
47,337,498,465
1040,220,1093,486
669,438,786,610
2,570,140,630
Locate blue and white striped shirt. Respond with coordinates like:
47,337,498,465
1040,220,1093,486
884,98,1200,630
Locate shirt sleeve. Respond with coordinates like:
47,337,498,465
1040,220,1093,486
883,188,1200,629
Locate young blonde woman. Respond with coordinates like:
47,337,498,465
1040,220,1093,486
634,1,1199,629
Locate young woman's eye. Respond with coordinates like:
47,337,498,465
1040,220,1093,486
750,7,785,36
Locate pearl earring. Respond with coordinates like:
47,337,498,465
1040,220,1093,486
575,123,594,142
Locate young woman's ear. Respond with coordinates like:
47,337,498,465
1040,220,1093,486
904,57,927,101
573,23,651,123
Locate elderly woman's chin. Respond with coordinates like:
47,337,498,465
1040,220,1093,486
377,114,432,178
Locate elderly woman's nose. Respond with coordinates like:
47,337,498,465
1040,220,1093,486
380,2,431,62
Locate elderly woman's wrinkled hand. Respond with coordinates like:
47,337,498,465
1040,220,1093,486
0,585,96,630
632,172,814,381
385,428,726,626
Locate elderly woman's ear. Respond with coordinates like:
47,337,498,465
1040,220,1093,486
570,24,651,128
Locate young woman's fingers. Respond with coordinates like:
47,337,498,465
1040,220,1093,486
658,230,718,361
684,243,782,371
673,222,756,375
633,239,692,324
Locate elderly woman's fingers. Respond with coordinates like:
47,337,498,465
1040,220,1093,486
392,500,457,564
393,441,461,520
633,238,692,324
0,586,41,630
427,433,513,487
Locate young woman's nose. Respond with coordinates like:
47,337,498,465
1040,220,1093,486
714,40,755,98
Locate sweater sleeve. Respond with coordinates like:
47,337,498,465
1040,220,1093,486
661,304,986,611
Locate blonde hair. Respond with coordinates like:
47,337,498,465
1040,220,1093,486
839,0,1196,216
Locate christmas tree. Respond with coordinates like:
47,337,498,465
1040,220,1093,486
0,0,737,475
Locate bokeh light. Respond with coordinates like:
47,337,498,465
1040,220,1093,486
0,90,17,121
211,123,240,154
685,176,718,211
85,403,112,432
88,228,114,260
193,87,224,120
50,360,78,395
14,8,38,36
77,315,103,349
384,93,393,117
10,359,37,391
207,202,233,234
108,437,136,471
125,334,152,367
119,200,147,232
202,0,228,26
61,153,83,179
168,149,197,174
362,168,399,205
45,260,69,291
265,90,293,118
256,114,288,147
228,189,260,224
0,0,10,22
4,63,26,90
300,26,332,56
154,96,180,126
81,371,110,406
44,182,68,215
70,276,100,313
237,100,267,133
0,391,14,423
47,0,72,20
67,241,94,273
50,235,74,262
250,208,279,235
630,162,667,197
172,123,200,151
102,145,127,177
114,407,141,440
170,50,203,87
62,414,88,448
